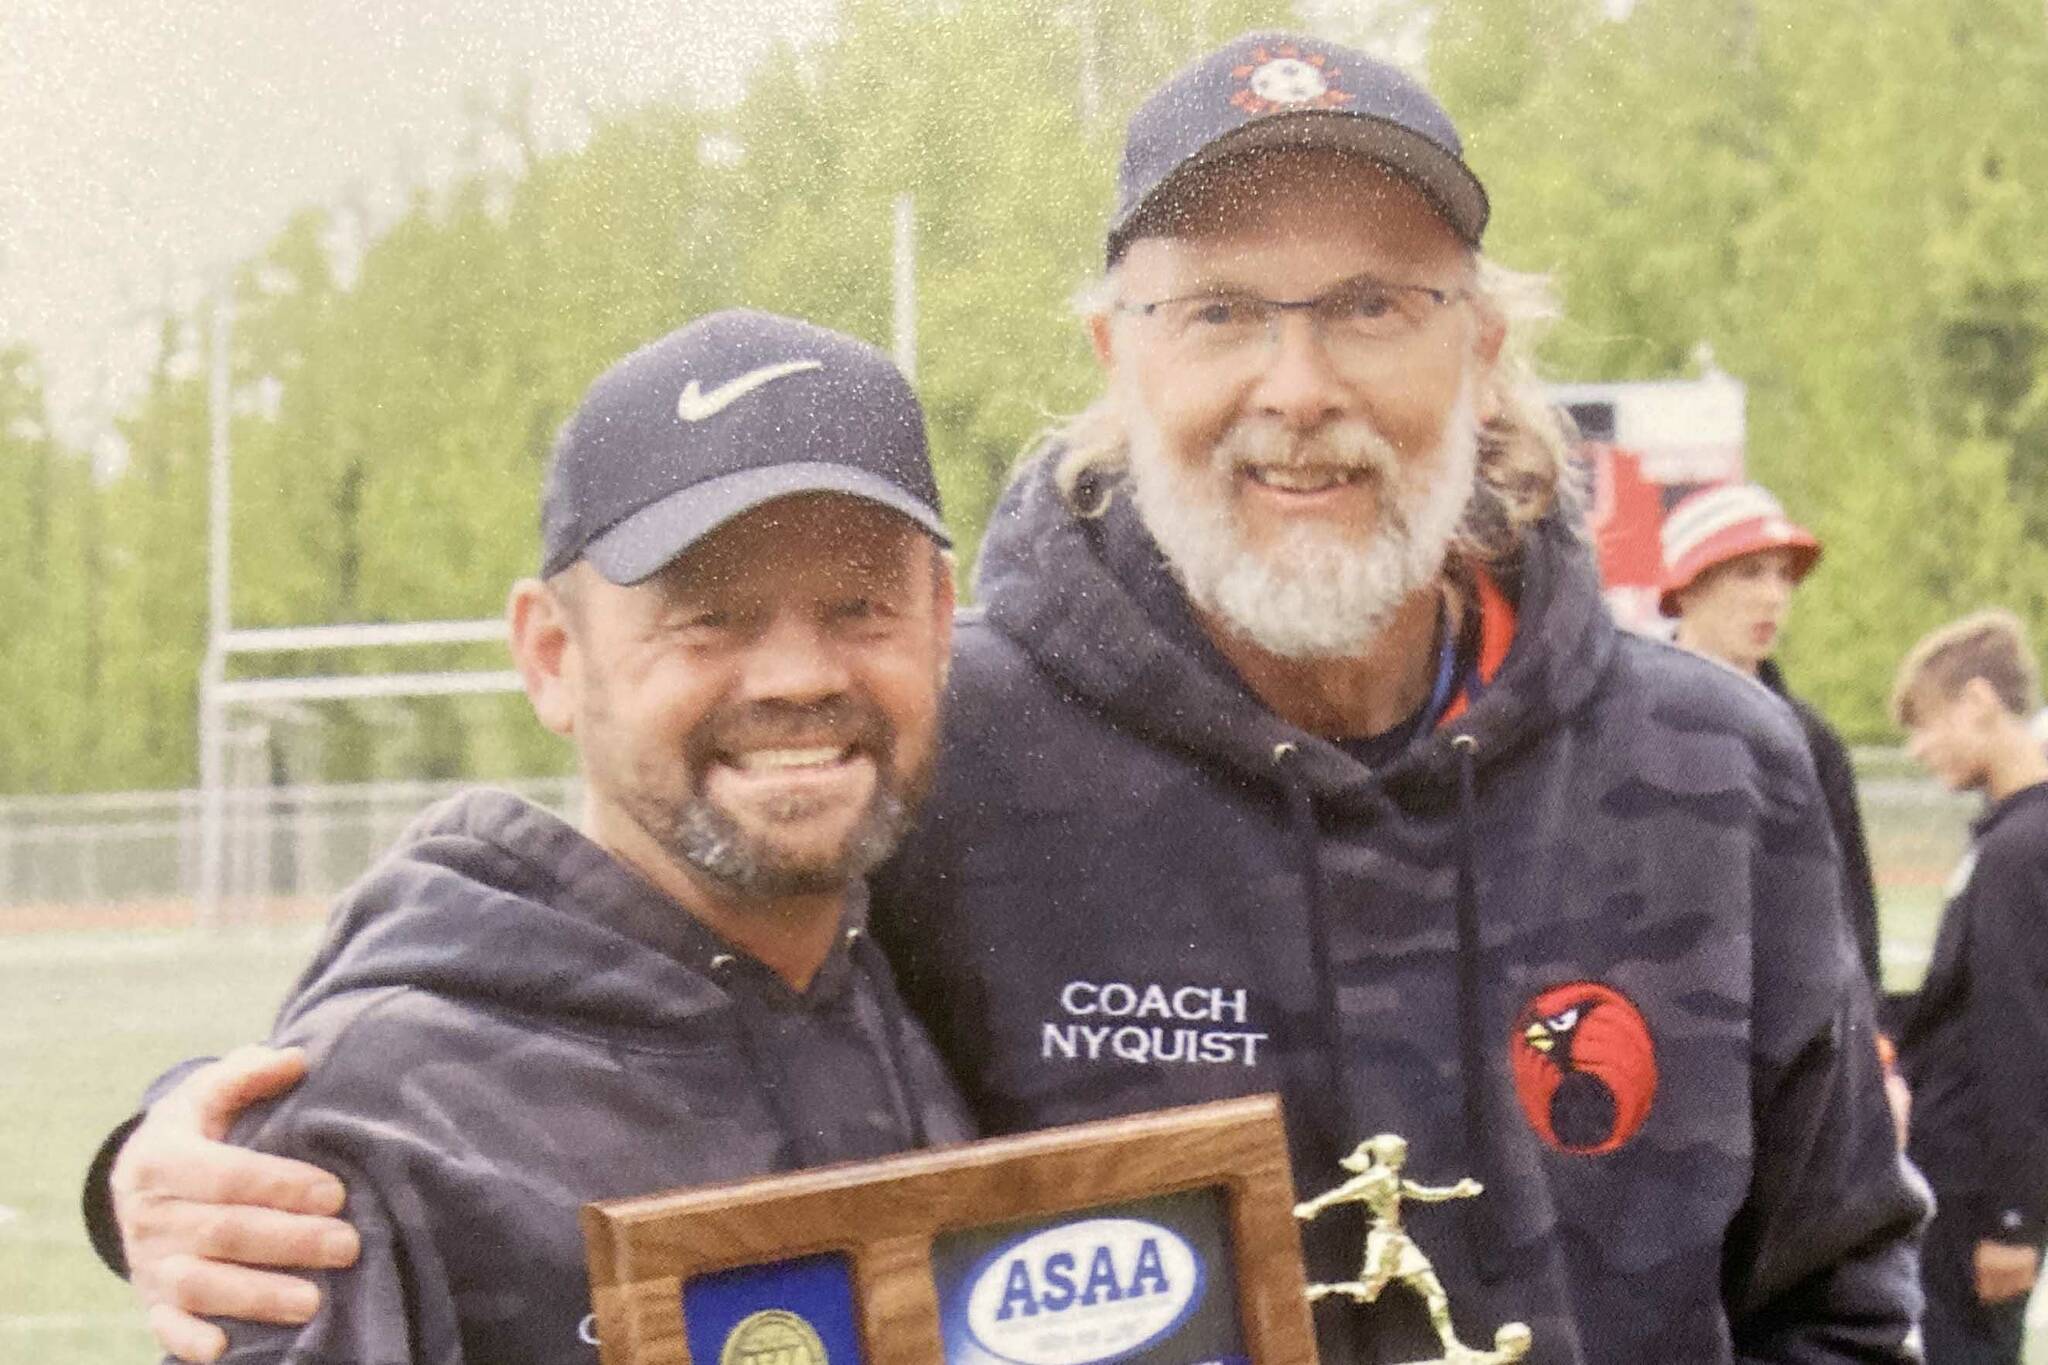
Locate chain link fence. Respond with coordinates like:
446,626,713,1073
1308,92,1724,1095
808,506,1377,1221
0,754,1978,934
0,777,578,928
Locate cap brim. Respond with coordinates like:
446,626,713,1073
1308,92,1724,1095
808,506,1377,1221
1110,109,1490,259
1657,533,1822,616
581,462,951,586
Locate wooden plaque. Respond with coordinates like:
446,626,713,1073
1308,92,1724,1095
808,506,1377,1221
582,1094,1315,1365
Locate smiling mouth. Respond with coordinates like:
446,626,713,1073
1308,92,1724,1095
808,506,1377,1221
705,745,878,820
1241,464,1373,494
722,745,857,773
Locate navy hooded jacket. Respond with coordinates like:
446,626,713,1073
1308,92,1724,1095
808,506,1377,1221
871,453,1926,1363
194,791,974,1365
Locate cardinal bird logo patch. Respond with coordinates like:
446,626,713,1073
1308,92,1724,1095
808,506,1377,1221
1511,982,1657,1155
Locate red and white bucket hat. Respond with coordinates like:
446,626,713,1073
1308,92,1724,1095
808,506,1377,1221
1658,483,1821,616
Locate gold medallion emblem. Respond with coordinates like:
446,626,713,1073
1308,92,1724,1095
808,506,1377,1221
718,1308,829,1365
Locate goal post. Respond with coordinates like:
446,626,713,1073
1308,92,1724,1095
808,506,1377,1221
195,619,523,926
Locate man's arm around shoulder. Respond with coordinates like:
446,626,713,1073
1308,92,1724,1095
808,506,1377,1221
86,1047,361,1363
175,1140,436,1365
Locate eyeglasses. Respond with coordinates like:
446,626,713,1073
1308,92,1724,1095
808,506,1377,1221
1117,274,1470,370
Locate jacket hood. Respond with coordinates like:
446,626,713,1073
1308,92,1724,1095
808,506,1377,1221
973,451,1616,807
273,790,839,1044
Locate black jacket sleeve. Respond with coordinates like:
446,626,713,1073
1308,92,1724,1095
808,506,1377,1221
1724,744,1929,1362
1963,827,2048,1244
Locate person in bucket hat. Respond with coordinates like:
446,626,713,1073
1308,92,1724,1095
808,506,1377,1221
1659,481,1821,656
1661,482,1883,993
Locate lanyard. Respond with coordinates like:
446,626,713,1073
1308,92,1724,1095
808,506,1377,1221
1423,592,1461,726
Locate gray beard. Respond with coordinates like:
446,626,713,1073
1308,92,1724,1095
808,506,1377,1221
660,784,915,899
1125,384,1479,660
592,689,928,905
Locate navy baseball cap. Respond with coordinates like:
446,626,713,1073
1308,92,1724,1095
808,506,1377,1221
1106,32,1489,264
540,310,948,584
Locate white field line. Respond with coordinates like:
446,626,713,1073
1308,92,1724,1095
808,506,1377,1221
0,1312,140,1332
0,924,323,966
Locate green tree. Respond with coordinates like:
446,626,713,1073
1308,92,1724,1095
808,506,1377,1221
0,350,103,791
93,309,210,788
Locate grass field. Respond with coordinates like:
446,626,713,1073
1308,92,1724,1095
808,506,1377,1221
2,924,324,1362
5,803,2042,1363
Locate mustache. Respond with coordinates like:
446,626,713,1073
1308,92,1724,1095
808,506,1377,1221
1210,416,1403,481
686,695,896,767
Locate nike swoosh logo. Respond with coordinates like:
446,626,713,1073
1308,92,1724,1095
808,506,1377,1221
675,360,823,422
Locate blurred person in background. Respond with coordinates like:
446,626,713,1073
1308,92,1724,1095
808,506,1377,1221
1659,481,1884,994
1890,610,2048,1365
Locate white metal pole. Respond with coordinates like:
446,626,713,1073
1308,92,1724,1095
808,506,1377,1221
197,293,233,927
891,194,917,383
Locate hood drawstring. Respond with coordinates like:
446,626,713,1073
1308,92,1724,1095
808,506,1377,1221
846,926,933,1150
711,936,933,1169
1273,741,1372,1364
1451,734,1511,1285
1272,742,1363,1174
1277,733,1513,1295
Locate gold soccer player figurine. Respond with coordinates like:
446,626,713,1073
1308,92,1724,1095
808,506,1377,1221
1294,1134,1532,1365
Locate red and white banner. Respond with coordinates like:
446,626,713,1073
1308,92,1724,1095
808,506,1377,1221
1549,375,1747,634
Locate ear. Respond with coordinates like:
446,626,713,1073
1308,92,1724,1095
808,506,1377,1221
933,550,958,686
1088,310,1117,370
1469,295,1509,425
1960,675,2007,725
508,577,579,737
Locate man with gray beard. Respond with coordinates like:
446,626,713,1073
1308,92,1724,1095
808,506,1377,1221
89,30,1922,1365
869,29,1924,1364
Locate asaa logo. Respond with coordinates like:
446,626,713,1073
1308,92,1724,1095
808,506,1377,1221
964,1217,1203,1365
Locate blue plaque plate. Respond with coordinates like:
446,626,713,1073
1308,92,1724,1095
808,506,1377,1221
683,1252,863,1365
